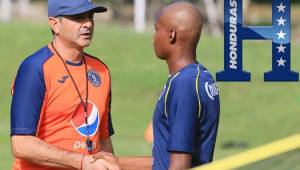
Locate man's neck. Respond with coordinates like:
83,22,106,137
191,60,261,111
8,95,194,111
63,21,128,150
166,49,197,76
52,38,84,64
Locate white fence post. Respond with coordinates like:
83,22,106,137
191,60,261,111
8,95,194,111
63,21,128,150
1,0,12,22
134,0,146,33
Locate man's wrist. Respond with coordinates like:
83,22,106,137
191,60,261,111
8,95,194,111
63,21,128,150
76,153,87,170
80,154,84,170
81,154,94,170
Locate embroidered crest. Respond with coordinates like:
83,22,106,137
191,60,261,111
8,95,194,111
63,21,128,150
88,69,101,87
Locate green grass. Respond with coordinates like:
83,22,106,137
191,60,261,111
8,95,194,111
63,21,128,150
1,22,300,170
240,149,300,170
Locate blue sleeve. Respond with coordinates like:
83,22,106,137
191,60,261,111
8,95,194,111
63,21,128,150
108,90,114,136
11,57,47,136
167,77,199,153
198,72,220,163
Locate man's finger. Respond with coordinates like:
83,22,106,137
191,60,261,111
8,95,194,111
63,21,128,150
93,152,117,164
91,153,103,163
97,159,120,170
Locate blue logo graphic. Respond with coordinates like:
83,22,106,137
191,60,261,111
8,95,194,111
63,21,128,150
205,82,219,100
71,101,100,137
217,0,298,82
58,75,70,84
88,69,101,87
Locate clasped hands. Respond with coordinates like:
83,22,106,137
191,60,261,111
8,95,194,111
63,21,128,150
82,151,120,170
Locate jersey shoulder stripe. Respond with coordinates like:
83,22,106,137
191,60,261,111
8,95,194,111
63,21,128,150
11,46,53,136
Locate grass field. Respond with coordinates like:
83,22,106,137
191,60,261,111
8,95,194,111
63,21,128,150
1,22,300,169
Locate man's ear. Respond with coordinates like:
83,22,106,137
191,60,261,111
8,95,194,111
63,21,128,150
169,29,176,44
48,17,61,35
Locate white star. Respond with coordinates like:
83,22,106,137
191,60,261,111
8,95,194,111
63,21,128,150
277,3,286,12
277,57,286,67
277,30,286,40
276,16,286,26
276,44,286,53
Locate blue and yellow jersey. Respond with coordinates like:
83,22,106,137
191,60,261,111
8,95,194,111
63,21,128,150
11,45,114,170
152,63,220,170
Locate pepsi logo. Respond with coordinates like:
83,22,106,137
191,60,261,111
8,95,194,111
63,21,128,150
71,101,100,137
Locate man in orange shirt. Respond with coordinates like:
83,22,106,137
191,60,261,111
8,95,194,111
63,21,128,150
11,0,119,169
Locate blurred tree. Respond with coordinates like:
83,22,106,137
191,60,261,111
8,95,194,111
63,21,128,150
18,0,30,17
203,0,221,37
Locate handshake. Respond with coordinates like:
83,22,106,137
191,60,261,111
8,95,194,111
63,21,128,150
81,152,151,170
82,151,120,170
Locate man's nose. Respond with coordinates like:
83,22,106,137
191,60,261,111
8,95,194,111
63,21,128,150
83,18,93,28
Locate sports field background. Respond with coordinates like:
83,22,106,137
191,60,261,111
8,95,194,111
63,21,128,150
1,21,300,169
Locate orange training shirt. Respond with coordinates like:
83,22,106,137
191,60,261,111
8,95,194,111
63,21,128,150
11,45,114,170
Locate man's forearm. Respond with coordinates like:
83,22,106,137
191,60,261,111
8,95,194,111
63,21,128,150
168,152,192,170
12,136,82,169
117,156,152,170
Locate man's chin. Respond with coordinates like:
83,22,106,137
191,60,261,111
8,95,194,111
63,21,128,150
77,40,92,48
155,53,167,60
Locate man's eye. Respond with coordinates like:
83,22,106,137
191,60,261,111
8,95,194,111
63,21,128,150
76,15,94,21
88,15,94,20
66,13,94,21
72,15,85,20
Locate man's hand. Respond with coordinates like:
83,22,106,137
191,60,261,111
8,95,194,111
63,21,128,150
83,152,120,170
